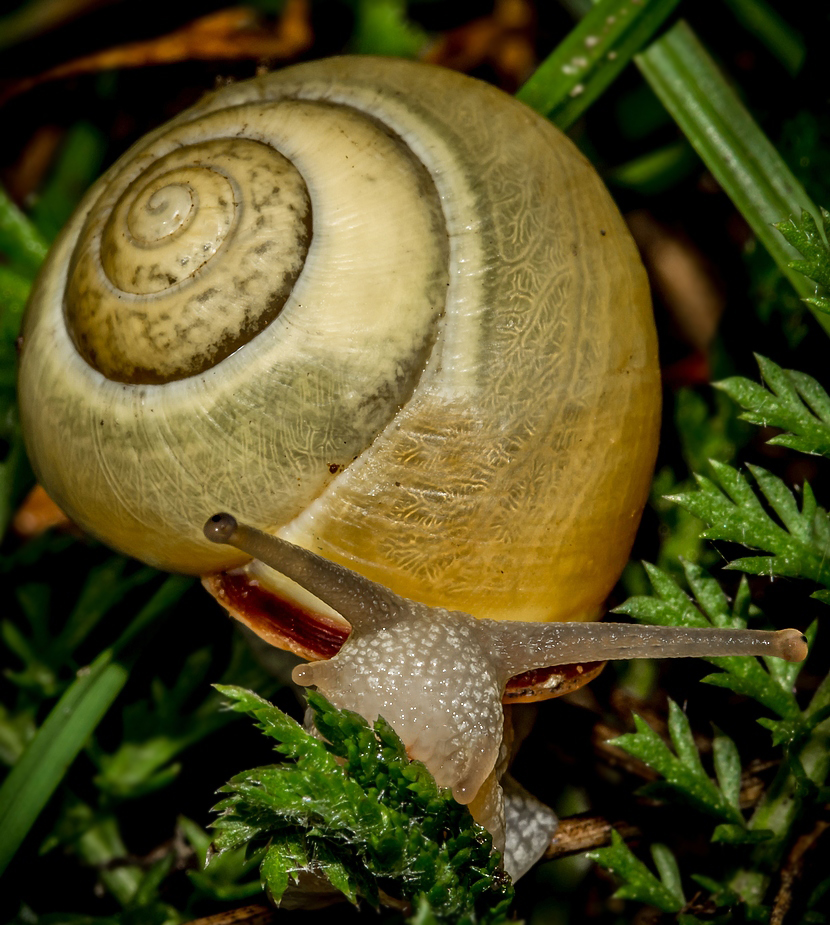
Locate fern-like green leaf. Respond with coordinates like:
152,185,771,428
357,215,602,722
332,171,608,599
586,831,684,913
716,355,830,456
775,208,830,313
611,701,743,824
667,461,830,587
210,686,513,924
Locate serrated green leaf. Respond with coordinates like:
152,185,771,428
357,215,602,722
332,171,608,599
749,465,807,539
758,704,830,749
667,701,706,777
611,704,742,824
180,815,261,903
712,731,742,816
701,672,798,719
617,563,801,720
710,459,761,508
776,208,830,295
756,717,800,747
671,461,830,587
682,560,733,628
651,843,685,904
790,368,830,422
645,560,699,611
716,356,830,457
260,833,308,903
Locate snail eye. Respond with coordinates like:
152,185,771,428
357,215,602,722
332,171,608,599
203,512,237,543
203,513,407,632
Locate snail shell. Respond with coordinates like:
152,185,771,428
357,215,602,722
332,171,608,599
18,56,660,652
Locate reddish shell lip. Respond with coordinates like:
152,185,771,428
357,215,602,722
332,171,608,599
204,570,605,703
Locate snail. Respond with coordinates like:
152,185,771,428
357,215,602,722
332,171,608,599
17,56,806,883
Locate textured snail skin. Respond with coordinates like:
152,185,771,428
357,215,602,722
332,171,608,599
18,56,660,634
201,513,807,881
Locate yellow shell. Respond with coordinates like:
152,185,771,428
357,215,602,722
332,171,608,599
18,56,660,631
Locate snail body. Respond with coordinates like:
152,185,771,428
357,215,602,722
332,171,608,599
18,57,805,885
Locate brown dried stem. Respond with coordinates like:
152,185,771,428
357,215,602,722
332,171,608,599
185,905,274,925
770,819,830,925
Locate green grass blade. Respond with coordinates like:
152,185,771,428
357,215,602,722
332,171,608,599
721,0,805,76
0,575,190,877
516,0,681,130
608,139,698,194
0,652,128,877
635,21,830,335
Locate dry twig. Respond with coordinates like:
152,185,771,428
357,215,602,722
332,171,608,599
185,904,274,925
1,3,312,104
770,818,830,925
545,814,640,860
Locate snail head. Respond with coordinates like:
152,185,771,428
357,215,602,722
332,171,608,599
204,512,807,877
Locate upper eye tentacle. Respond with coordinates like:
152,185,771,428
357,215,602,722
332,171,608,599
204,512,410,632
487,620,808,681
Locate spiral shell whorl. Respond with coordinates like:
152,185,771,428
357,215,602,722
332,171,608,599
65,135,313,383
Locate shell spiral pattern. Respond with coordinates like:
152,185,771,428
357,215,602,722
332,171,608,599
19,57,660,626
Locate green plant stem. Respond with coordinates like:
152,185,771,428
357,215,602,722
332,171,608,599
77,812,143,906
730,673,830,904
608,139,697,194
0,575,191,878
0,186,48,277
635,20,830,336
